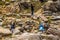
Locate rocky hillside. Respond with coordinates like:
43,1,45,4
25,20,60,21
43,0,60,28
0,0,60,40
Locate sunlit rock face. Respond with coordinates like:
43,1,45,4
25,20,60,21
43,0,60,16
4,33,60,40
42,0,60,29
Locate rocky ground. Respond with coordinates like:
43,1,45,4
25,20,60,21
0,0,60,40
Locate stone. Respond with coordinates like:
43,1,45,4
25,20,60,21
13,29,20,35
4,33,60,40
10,0,16,2
16,19,21,22
32,16,37,19
40,34,60,40
0,22,3,26
43,0,60,17
46,28,60,36
43,11,52,16
14,33,42,40
0,27,12,36
19,27,25,33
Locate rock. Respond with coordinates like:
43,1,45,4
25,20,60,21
19,27,25,33
4,33,60,40
40,34,60,40
43,1,60,16
0,27,12,36
0,22,3,26
47,28,60,36
42,39,46,40
16,19,21,22
24,25,32,32
13,33,42,40
20,2,30,10
10,0,16,2
5,13,12,16
32,16,37,19
43,11,52,16
13,29,20,35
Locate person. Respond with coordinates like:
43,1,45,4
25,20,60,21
39,22,45,32
31,4,34,16
10,22,15,33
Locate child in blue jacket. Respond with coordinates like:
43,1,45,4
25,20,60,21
39,23,45,32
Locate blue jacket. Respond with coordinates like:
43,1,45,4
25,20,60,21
39,23,45,31
11,23,15,29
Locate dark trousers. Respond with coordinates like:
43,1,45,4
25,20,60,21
11,29,15,33
31,10,34,16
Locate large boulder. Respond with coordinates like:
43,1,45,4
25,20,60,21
46,28,60,36
9,33,42,40
43,0,60,16
5,33,60,40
